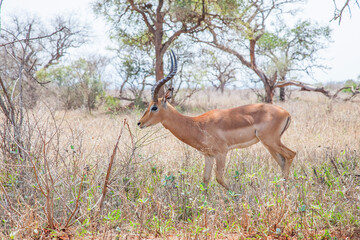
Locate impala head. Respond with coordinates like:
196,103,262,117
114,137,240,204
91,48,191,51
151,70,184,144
137,50,177,129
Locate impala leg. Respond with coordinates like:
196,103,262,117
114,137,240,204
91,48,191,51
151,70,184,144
214,153,229,190
277,143,296,179
262,141,296,180
203,155,215,189
265,147,284,167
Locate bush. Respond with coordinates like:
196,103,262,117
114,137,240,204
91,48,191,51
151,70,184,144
37,58,105,112
104,95,122,113
342,79,358,93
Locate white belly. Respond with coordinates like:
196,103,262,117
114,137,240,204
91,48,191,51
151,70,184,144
228,137,259,150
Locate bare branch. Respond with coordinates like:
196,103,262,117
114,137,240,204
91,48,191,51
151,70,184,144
276,80,360,101
275,80,331,98
0,27,66,48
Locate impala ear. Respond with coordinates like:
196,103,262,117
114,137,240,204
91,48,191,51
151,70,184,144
162,88,173,102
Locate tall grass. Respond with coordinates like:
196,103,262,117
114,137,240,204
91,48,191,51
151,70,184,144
0,90,359,239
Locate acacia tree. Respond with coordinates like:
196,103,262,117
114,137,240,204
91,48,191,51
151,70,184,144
257,20,331,101
93,0,210,97
0,16,87,107
193,0,324,103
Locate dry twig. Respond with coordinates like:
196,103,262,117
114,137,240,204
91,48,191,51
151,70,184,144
97,118,127,214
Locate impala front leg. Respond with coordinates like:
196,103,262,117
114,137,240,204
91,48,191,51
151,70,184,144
203,155,214,190
215,153,229,190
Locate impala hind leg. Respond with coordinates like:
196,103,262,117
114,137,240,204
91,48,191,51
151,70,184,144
262,141,296,180
278,143,296,179
203,155,215,189
214,153,229,190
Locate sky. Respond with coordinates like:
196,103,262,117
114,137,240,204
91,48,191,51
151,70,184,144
1,0,360,84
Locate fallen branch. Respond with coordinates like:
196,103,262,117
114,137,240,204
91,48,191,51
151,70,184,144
275,81,331,98
275,80,360,101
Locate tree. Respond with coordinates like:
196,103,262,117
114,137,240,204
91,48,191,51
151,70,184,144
192,0,310,103
93,0,209,97
192,0,324,103
204,49,237,93
257,20,331,101
114,47,153,105
0,15,87,162
0,15,87,107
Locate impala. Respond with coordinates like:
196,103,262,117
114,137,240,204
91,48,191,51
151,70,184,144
137,51,296,190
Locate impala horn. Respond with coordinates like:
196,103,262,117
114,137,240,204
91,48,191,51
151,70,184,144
151,50,177,102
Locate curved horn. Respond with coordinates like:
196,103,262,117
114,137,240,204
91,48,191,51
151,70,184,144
151,50,177,102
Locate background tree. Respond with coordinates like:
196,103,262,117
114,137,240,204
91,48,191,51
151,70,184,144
204,49,237,94
113,38,205,107
0,15,87,162
193,0,330,103
0,15,87,107
257,20,331,101
114,47,153,106
93,0,208,98
168,41,205,104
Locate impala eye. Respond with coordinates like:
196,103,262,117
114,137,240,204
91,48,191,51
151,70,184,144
151,106,158,112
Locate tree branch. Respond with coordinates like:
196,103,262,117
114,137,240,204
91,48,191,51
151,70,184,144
127,0,155,34
275,80,360,101
162,0,206,55
0,27,66,47
275,80,331,98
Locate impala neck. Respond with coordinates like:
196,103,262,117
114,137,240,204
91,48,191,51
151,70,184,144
161,104,203,148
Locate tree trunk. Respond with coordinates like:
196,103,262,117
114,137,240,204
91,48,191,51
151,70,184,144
155,51,164,97
154,12,165,98
220,81,225,94
279,87,285,101
252,65,275,104
264,84,274,104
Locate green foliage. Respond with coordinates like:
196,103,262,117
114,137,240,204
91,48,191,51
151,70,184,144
257,19,331,82
37,58,105,111
342,79,358,93
104,95,121,113
134,94,146,110
290,20,331,58
36,66,73,86
257,32,287,50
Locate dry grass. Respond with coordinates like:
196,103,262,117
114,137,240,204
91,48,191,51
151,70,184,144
1,90,360,239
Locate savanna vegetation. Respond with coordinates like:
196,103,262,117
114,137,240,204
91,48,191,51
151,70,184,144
1,0,360,239
1,91,360,239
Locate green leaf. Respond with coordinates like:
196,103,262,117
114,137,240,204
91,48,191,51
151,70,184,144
299,205,306,212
